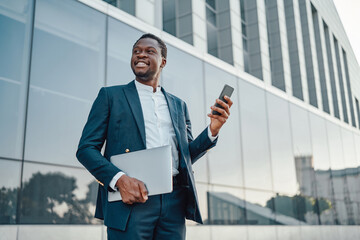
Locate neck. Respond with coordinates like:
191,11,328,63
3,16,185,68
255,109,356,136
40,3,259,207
135,76,160,92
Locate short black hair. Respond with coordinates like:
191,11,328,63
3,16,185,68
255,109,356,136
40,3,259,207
133,33,167,59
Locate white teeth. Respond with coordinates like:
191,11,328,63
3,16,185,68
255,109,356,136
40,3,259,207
136,62,147,66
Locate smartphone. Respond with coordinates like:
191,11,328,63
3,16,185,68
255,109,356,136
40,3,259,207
212,84,234,116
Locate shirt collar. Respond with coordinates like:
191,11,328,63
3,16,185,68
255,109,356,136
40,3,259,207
135,80,161,93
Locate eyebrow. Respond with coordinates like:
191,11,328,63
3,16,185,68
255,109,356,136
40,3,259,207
133,46,158,51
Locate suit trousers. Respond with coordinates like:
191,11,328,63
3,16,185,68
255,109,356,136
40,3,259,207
107,184,188,240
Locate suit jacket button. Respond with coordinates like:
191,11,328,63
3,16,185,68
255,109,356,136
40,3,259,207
125,149,130,153
96,179,104,186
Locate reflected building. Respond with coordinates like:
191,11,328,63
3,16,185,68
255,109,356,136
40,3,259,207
207,192,304,225
295,155,360,225
1,0,360,239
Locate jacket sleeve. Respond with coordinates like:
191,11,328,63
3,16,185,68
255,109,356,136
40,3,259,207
76,87,120,189
184,103,217,164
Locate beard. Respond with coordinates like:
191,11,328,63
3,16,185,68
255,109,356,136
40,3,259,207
134,70,150,78
131,66,153,80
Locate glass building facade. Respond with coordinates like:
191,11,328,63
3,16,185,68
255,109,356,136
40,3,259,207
0,0,360,239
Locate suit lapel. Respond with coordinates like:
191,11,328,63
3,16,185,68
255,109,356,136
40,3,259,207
162,87,179,133
123,81,146,147
162,87,188,171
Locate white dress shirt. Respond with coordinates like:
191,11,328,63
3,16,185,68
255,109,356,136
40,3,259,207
109,80,217,191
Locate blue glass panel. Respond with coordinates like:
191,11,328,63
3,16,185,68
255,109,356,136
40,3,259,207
309,113,336,224
107,17,143,86
24,0,106,166
239,80,272,190
19,162,100,224
266,93,297,195
204,64,243,187
0,159,21,224
207,186,245,225
0,0,33,159
162,45,207,182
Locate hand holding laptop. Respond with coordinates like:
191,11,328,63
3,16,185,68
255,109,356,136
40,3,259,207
108,145,173,203
116,175,148,204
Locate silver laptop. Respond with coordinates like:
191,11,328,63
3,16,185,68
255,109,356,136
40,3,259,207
108,145,173,202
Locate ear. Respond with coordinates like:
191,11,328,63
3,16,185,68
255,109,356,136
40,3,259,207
160,57,167,68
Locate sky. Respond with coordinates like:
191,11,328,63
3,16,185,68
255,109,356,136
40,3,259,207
333,0,360,64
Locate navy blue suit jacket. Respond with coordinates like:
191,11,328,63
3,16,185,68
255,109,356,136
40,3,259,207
76,80,217,231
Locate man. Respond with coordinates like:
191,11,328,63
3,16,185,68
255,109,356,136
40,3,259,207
76,33,232,239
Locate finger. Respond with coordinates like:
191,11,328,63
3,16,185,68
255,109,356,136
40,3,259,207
138,182,148,201
123,197,134,205
224,96,233,108
211,106,229,118
207,113,227,123
129,188,142,202
215,99,230,115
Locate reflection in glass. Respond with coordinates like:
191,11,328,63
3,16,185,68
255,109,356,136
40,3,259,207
0,160,21,224
340,129,359,224
162,45,205,135
266,93,297,195
244,190,275,225
354,133,360,224
204,64,243,187
308,113,336,224
239,80,272,190
0,0,32,159
107,17,143,86
19,163,99,224
162,45,207,182
326,122,349,225
207,186,245,225
207,192,246,225
290,104,331,225
24,0,106,166
191,183,209,225
30,0,106,100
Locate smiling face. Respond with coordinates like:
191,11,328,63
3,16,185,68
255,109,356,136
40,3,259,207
131,38,166,86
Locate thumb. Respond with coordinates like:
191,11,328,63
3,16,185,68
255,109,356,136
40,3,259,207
139,182,148,200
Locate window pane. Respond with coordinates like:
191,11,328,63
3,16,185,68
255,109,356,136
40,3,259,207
266,93,297,195
192,183,210,226
341,129,359,225
239,80,272,190
354,134,360,224
24,0,106,166
107,17,142,86
0,0,33,159
326,122,348,225
205,64,243,187
309,113,336,224
162,45,207,182
0,159,21,224
19,162,100,224
163,0,176,35
104,0,135,16
207,186,245,225
244,189,275,225
333,37,348,123
290,104,319,225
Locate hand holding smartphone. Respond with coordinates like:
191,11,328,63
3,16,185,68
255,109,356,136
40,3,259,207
212,84,234,116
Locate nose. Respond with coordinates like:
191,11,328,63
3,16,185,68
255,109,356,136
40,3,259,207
137,50,147,58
